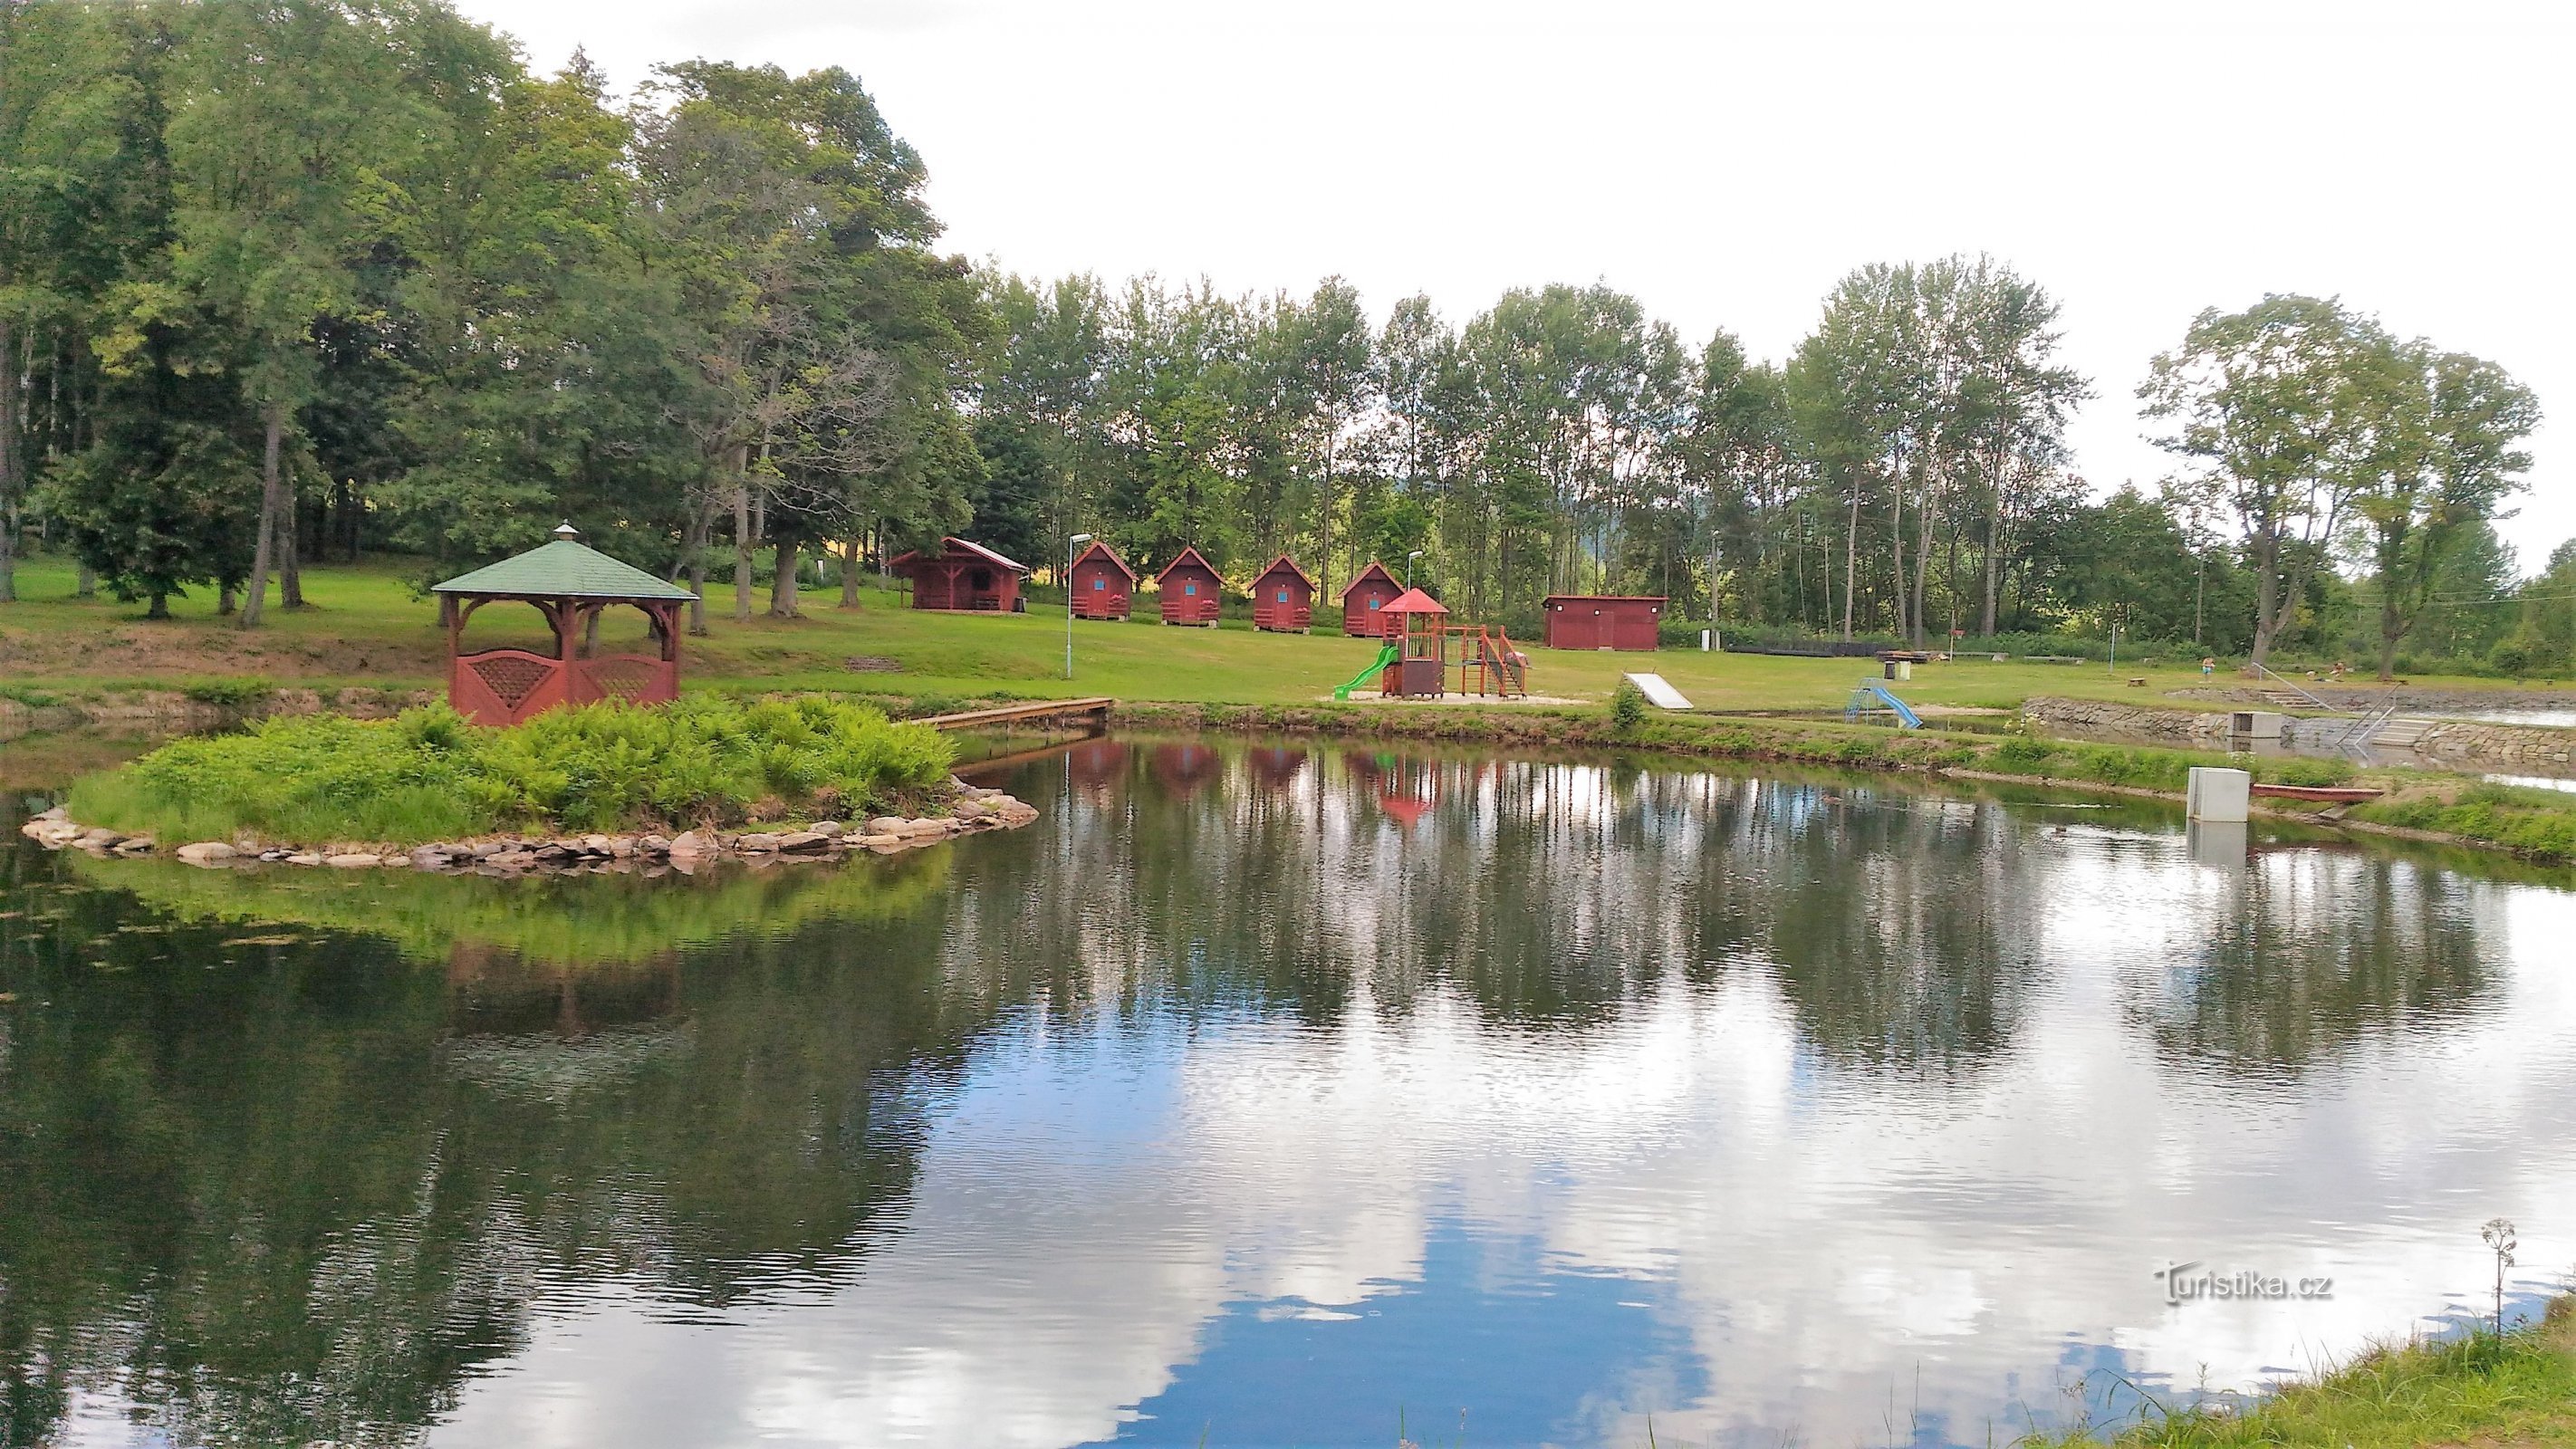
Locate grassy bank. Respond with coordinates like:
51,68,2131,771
2040,1298,2576,1449
1,554,2544,715
67,696,955,846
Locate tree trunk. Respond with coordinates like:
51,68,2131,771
684,503,709,637
279,471,303,609
0,312,16,604
2247,531,2283,669
218,581,236,616
238,401,285,628
839,535,861,609
1841,491,1860,641
768,530,800,618
147,590,169,619
77,563,95,598
731,463,753,625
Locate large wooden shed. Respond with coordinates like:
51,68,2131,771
889,537,1029,612
1069,539,1137,620
1340,561,1402,638
1156,546,1224,626
1541,594,1666,650
1250,555,1316,633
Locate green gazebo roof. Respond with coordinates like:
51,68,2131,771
432,526,695,600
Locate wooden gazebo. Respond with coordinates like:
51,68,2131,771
432,523,695,726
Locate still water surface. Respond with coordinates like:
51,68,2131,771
3,737,2572,1447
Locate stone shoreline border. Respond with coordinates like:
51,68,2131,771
16,779,1040,875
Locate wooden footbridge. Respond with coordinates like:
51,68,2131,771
918,696,1115,732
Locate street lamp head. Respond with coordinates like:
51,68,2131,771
1407,550,1425,561
1071,533,1094,545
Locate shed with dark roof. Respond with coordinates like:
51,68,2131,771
889,537,1030,612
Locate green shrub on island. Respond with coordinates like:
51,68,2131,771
69,696,956,845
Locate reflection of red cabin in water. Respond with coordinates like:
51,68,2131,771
889,537,1029,612
1069,539,1137,620
1341,561,1402,637
1065,737,1130,802
1247,744,1310,790
1068,737,1130,785
1156,546,1224,626
1152,742,1219,793
1250,555,1316,633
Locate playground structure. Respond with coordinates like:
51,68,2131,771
1331,589,1531,701
1844,680,1923,729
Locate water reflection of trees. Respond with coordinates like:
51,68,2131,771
1005,740,2049,1066
0,741,2519,1444
2137,850,2502,1074
0,851,1008,1447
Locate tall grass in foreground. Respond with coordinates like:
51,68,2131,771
68,696,956,844
2033,1297,2576,1449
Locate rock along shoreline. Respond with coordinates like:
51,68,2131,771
15,779,1040,876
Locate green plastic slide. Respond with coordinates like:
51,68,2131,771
1332,645,1400,701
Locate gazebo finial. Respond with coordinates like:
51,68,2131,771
553,521,581,542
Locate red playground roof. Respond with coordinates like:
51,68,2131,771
1380,588,1449,615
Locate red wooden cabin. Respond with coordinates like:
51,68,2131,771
432,523,694,726
1069,539,1137,620
890,537,1029,611
1542,595,1666,650
1156,546,1224,626
1341,561,1402,637
1250,555,1316,633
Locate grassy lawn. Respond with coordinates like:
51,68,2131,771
2041,1300,2576,1449
5,554,2541,714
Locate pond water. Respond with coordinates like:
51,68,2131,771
4,737,2574,1448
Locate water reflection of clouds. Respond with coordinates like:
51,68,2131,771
423,744,2576,1446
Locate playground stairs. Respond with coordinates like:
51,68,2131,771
1462,624,1529,698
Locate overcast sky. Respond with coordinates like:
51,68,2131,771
457,0,2576,570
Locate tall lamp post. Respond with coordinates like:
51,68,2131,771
1406,549,1426,591
1064,533,1093,680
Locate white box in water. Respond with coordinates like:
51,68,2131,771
2187,766,2251,822
2229,710,2285,739
2187,819,2249,868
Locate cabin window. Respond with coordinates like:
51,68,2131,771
1277,589,1289,602
1092,578,1104,590
1369,598,1380,609
1185,583,1197,596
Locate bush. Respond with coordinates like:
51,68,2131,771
180,677,274,708
2490,640,2533,678
70,696,956,844
1610,680,1648,733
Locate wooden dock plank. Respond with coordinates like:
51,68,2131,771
918,696,1115,732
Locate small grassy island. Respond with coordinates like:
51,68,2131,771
21,695,1037,870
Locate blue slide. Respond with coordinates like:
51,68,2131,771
1847,681,1923,729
